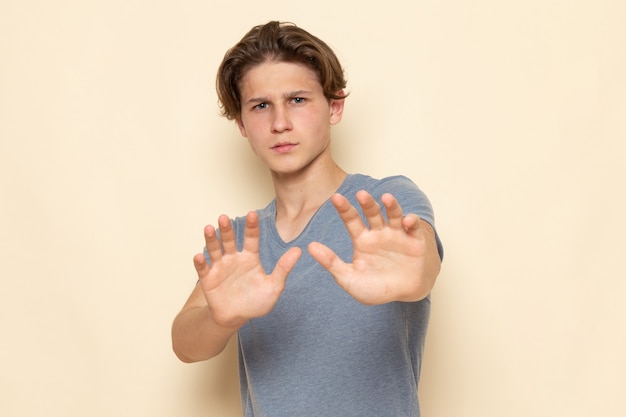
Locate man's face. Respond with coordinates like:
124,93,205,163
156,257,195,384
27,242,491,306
236,61,344,177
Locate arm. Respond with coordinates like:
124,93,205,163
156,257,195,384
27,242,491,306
172,212,302,363
308,191,441,305
171,282,240,363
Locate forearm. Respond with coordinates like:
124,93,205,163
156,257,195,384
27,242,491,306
171,305,240,363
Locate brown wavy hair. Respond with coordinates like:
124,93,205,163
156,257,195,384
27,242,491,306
216,21,348,120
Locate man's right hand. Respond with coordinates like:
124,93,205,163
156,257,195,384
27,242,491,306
195,211,302,329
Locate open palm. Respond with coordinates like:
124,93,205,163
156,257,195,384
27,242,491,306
195,211,301,328
308,191,437,305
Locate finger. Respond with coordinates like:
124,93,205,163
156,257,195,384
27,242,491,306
204,224,223,263
381,193,404,229
192,252,210,278
331,193,367,239
307,241,350,278
193,253,224,293
402,214,424,237
242,211,260,254
356,190,385,230
218,214,237,253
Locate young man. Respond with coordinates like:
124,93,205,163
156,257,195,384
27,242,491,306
172,21,443,416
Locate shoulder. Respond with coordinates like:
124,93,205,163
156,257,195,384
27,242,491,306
230,200,276,236
347,173,443,259
348,173,423,197
347,172,435,222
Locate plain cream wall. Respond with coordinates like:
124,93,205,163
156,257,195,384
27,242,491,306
1,1,624,416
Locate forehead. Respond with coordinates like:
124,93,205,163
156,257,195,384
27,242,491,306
238,61,322,98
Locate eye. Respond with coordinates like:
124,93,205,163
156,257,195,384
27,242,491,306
253,102,268,110
291,97,306,104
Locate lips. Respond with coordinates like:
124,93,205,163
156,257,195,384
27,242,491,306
271,142,298,153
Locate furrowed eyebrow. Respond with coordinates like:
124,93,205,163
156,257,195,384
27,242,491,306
245,97,269,105
244,90,313,106
284,90,312,98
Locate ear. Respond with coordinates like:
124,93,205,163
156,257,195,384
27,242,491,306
329,90,346,126
235,117,248,137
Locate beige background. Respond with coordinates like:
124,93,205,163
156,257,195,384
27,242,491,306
1,0,625,416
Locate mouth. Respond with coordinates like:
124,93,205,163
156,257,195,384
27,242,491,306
271,142,298,153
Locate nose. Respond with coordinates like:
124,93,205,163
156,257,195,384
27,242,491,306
271,106,292,133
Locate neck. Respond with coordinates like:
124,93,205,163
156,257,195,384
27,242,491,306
270,162,346,242
271,161,347,220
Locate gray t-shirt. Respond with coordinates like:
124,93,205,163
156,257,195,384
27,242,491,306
226,173,443,417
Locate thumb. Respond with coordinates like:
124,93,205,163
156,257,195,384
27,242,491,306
307,242,350,278
271,247,302,281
